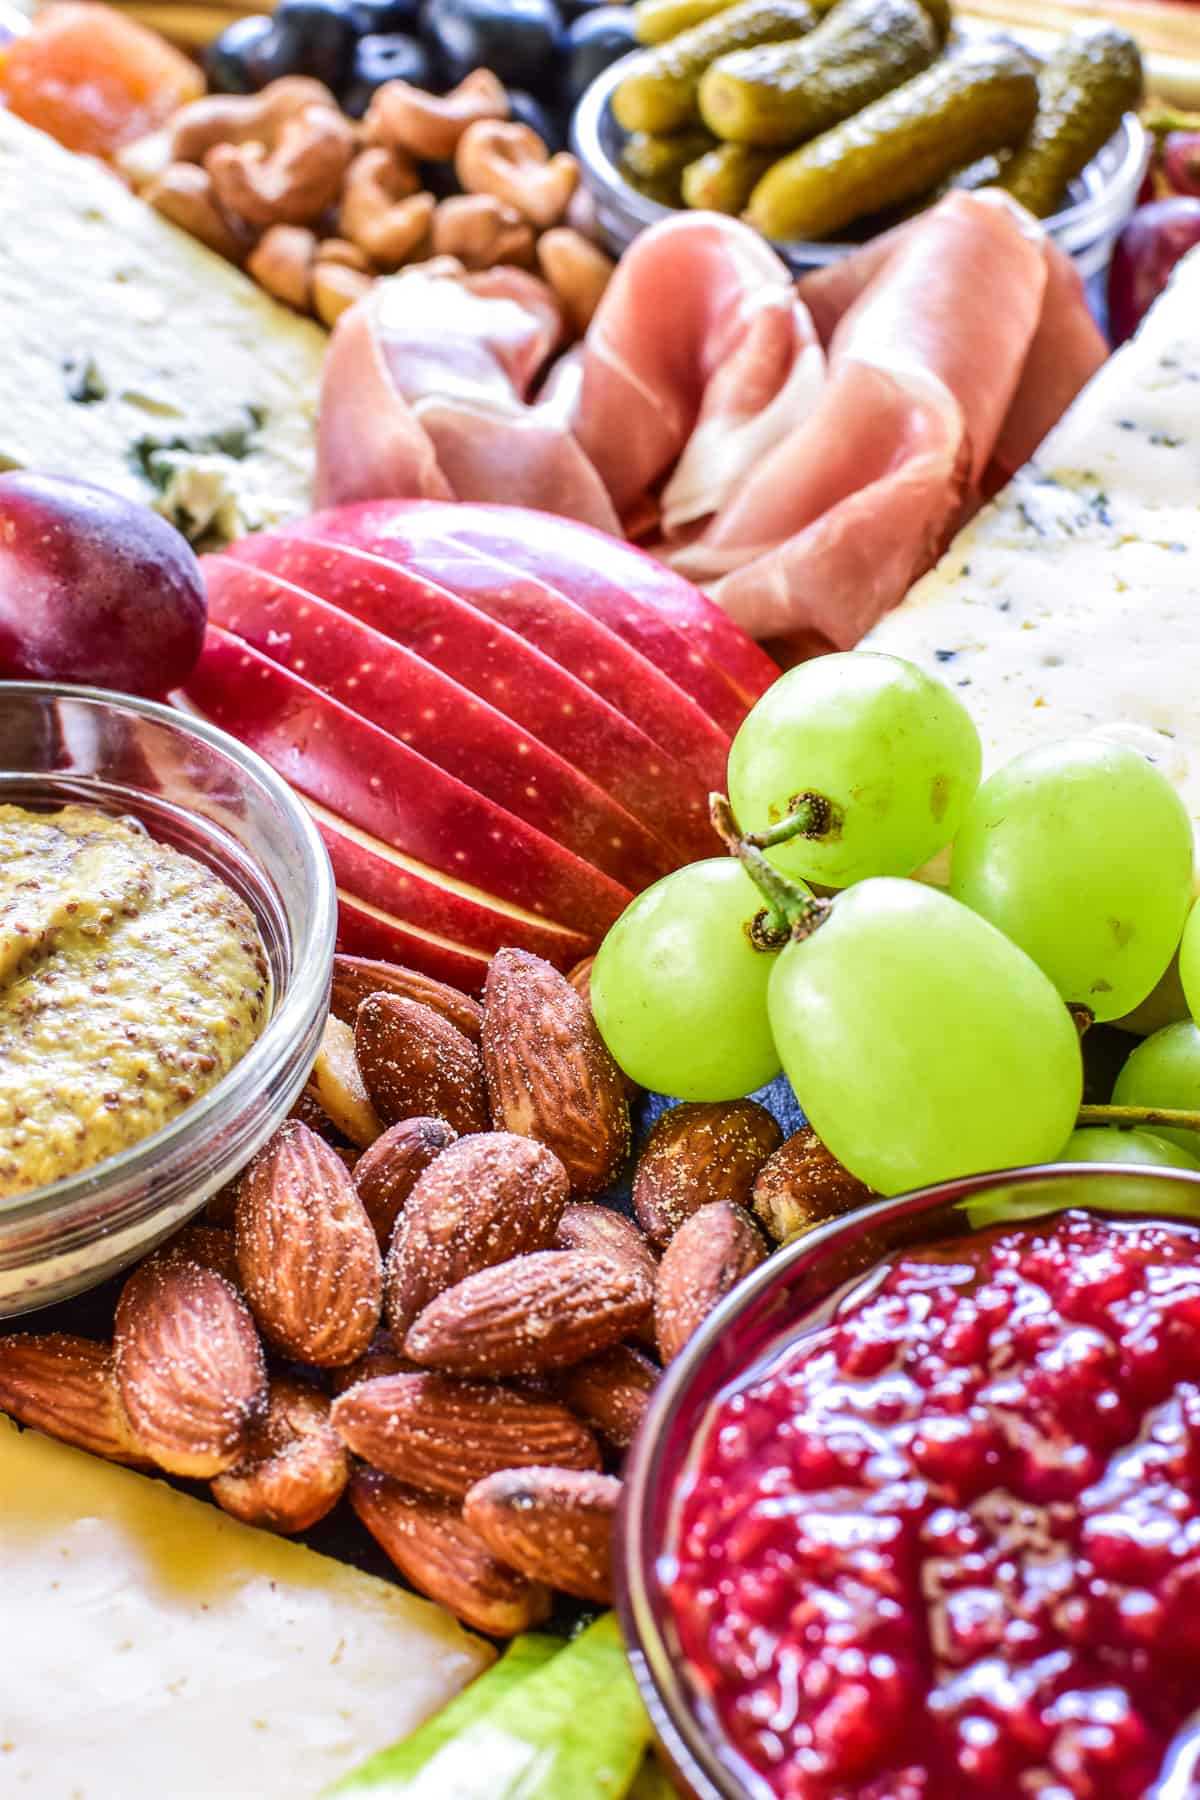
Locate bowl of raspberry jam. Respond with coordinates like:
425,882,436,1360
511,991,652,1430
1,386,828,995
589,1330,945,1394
619,1163,1200,1800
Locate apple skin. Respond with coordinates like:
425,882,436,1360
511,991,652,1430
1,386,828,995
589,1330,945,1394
224,529,718,863
334,894,495,993
186,625,631,944
0,472,206,697
203,553,673,894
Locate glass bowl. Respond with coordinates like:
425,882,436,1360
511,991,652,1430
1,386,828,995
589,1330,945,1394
617,1161,1200,1800
573,51,1149,281
0,683,336,1315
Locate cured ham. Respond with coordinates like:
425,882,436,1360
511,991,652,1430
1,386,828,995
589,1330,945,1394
314,192,1107,654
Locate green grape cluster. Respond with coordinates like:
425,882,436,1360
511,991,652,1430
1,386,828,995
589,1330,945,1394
590,650,1200,1199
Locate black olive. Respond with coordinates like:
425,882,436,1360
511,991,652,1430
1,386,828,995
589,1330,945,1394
342,32,436,115
347,0,422,36
203,14,295,92
505,87,565,152
269,0,359,88
561,6,637,107
420,0,562,91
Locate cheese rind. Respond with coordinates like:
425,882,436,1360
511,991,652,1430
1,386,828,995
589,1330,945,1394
0,112,325,544
865,246,1200,843
0,1417,491,1799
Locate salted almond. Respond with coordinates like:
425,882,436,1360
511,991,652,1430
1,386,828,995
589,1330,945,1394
633,1101,782,1249
115,1253,268,1478
405,1250,652,1376
752,1124,873,1242
331,1370,600,1499
555,1201,658,1347
654,1200,767,1365
331,955,483,1041
211,1376,350,1534
564,954,594,1003
307,1014,385,1149
482,948,629,1194
0,1333,149,1466
464,1466,620,1605
165,1222,241,1287
236,1119,382,1368
355,993,488,1135
555,1344,658,1450
329,1328,419,1395
350,1469,551,1636
354,1115,457,1247
386,1131,568,1334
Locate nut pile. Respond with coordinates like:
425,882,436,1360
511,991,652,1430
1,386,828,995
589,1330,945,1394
121,71,616,334
0,944,866,1634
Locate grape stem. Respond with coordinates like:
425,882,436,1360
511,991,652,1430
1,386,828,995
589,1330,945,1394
1078,1104,1200,1136
709,793,831,947
742,791,839,851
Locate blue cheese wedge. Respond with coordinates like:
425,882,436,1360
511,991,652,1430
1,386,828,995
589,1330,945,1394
0,1417,491,1799
865,246,1200,841
0,111,325,545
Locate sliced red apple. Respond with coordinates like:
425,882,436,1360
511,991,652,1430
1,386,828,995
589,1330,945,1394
292,509,730,794
335,891,493,993
224,530,717,863
184,626,631,942
203,554,672,894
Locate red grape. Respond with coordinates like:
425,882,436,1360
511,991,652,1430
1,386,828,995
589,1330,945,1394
1107,197,1200,345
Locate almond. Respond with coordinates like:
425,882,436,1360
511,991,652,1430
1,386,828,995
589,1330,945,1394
654,1200,767,1365
331,1370,600,1499
115,1253,268,1478
329,1328,419,1395
482,948,629,1195
356,993,488,1135
164,1222,241,1287
354,1115,458,1247
463,1466,620,1605
633,1101,782,1249
350,1469,551,1636
211,1376,350,1534
332,954,483,1041
0,1333,149,1466
555,1202,658,1348
385,1131,568,1334
236,1119,383,1368
308,1013,385,1149
564,954,595,1003
405,1250,652,1376
290,1085,355,1148
751,1124,873,1242
555,1344,659,1450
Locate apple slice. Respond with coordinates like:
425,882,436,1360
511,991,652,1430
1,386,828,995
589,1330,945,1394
184,627,631,943
334,892,493,994
203,555,672,894
296,509,730,794
224,531,717,864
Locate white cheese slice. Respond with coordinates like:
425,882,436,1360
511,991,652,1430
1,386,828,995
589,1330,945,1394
865,245,1200,839
0,112,325,544
0,1417,491,1800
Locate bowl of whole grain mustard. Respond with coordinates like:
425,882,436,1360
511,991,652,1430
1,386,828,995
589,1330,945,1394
0,684,335,1314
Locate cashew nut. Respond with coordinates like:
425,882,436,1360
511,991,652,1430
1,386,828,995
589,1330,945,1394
246,224,318,310
339,149,433,268
171,77,337,164
206,104,356,228
454,120,579,229
316,237,373,272
143,163,251,264
430,193,536,271
364,69,508,163
311,261,374,328
536,227,616,336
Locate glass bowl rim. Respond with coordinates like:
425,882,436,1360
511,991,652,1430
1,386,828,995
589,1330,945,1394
617,1158,1200,1800
0,679,337,1227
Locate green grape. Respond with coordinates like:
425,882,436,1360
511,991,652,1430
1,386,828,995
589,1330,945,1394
951,737,1194,1022
590,858,787,1100
1178,898,1200,1022
768,878,1082,1196
726,651,981,887
1112,1020,1200,1153
1058,1127,1200,1170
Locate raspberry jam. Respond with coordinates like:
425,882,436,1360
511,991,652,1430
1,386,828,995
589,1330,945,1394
667,1210,1200,1799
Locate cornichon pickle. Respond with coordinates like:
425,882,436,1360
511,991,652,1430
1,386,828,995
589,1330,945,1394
633,0,739,46
699,0,938,148
614,0,819,134
999,24,1144,218
746,39,1039,241
620,126,718,203
681,141,777,209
